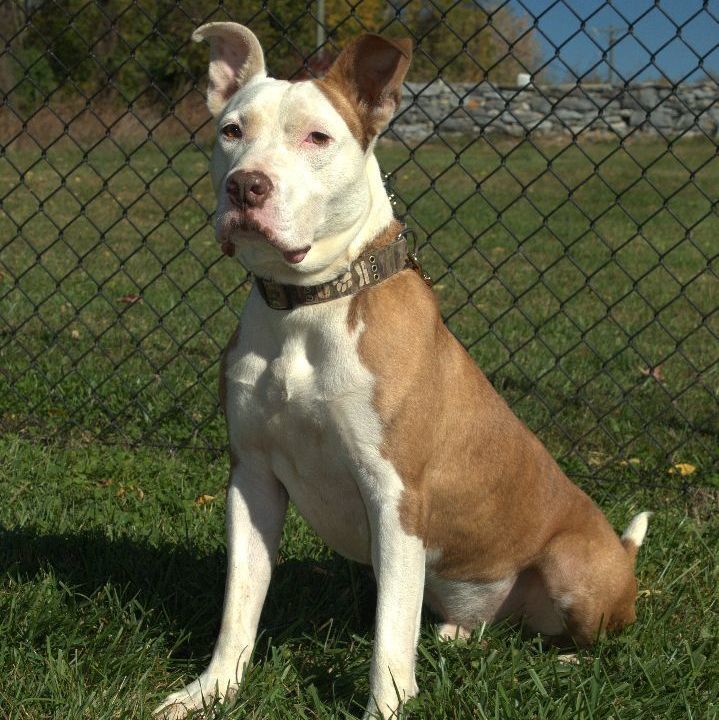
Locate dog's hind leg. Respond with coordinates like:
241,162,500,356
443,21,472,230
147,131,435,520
532,512,650,646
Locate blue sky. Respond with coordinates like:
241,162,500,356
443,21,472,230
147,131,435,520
510,0,719,82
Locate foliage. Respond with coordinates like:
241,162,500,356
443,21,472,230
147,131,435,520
2,0,544,111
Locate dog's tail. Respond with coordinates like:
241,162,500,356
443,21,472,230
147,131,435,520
621,511,652,564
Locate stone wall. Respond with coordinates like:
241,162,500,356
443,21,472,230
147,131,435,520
391,80,719,142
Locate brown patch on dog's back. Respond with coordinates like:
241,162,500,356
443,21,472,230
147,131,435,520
350,268,581,579
349,254,642,643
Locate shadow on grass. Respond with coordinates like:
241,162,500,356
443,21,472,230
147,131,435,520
0,525,378,664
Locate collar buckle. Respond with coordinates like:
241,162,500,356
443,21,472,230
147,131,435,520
402,228,432,288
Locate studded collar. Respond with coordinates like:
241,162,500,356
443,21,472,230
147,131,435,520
254,228,429,311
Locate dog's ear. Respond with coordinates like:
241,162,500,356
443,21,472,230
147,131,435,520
192,22,266,116
323,34,412,141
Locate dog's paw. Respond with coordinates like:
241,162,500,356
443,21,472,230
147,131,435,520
437,622,470,641
154,674,238,719
362,683,418,720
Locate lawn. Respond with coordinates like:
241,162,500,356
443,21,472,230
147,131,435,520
1,134,717,482
0,132,718,718
0,437,717,719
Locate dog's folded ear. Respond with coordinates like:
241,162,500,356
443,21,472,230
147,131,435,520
192,22,266,116
322,34,412,145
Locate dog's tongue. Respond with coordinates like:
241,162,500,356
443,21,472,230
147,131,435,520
283,247,309,264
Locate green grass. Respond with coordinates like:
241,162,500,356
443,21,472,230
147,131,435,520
1,435,718,719
0,135,718,717
1,135,717,484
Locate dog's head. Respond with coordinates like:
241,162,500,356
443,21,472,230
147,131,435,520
193,23,411,282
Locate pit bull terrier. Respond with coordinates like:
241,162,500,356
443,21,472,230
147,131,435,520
154,22,650,719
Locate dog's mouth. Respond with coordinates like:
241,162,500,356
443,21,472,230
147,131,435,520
221,239,236,257
218,213,310,265
281,247,310,264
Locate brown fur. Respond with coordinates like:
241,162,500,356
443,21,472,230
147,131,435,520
313,78,367,148
315,34,412,151
349,257,641,646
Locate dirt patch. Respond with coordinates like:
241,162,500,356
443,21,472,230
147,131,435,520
685,487,719,523
2,91,214,149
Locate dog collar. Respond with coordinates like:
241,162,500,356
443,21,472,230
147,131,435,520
254,229,430,310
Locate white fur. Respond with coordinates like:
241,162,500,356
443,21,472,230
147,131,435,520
426,572,517,626
212,79,393,285
154,453,287,719
622,511,652,547
162,292,422,718
425,552,566,639
156,292,424,720
156,28,418,717
229,292,425,719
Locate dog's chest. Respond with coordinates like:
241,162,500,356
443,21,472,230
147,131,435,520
224,292,379,563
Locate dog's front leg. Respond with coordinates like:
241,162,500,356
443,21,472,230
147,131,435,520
155,457,287,719
363,498,426,720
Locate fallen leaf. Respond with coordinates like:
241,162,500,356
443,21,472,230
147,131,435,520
638,588,662,598
668,462,696,476
194,494,215,506
587,451,607,467
639,364,664,382
557,653,579,665
619,457,641,467
70,329,80,339
117,293,142,304
115,483,144,499
97,479,113,487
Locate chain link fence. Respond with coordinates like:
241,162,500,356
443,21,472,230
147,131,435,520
1,1,717,492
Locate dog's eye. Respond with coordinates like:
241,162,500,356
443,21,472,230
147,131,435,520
307,131,331,146
221,123,243,140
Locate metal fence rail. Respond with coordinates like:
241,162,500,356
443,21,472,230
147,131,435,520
1,1,717,491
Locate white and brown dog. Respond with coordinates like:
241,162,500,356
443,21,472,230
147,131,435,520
155,23,650,720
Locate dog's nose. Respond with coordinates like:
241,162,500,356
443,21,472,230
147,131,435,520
225,171,273,208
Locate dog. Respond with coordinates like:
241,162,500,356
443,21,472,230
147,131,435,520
154,23,650,720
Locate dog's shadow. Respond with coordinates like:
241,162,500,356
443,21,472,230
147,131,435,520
0,525,378,699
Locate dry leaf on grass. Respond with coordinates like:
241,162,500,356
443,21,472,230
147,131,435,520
639,364,664,382
638,588,662,598
557,653,580,665
115,483,144,499
117,293,142,304
668,462,696,476
194,494,215,506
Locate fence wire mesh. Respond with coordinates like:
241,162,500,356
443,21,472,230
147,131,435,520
1,1,717,492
